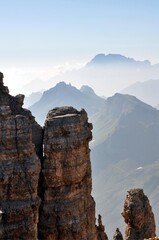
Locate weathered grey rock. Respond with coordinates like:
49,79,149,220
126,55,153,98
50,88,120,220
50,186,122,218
39,106,97,240
122,189,156,240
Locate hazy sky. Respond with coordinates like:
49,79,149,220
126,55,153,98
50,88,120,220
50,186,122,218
1,0,159,94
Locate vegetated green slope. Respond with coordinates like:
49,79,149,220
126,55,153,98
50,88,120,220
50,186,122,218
91,93,159,238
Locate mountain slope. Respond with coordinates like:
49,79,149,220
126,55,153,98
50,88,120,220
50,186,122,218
24,91,43,108
90,93,159,237
29,82,105,125
121,79,159,107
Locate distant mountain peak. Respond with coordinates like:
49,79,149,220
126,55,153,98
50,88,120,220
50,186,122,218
105,93,155,118
55,81,67,87
87,53,151,67
80,85,96,96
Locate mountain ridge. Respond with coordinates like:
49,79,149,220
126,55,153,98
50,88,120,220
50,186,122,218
87,53,151,67
121,79,159,107
29,81,106,125
91,93,159,237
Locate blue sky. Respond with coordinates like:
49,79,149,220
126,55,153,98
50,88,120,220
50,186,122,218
1,0,159,64
0,0,159,94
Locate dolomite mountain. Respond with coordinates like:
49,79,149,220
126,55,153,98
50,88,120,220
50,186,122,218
0,72,157,240
0,72,104,239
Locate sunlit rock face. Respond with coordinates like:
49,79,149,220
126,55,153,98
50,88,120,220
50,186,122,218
122,189,156,240
39,106,97,240
0,73,106,240
0,72,42,239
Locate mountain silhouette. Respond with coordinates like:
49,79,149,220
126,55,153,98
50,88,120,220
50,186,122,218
87,53,151,67
29,82,105,125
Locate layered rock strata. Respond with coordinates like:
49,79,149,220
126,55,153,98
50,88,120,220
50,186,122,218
122,189,156,240
0,73,106,240
38,106,97,239
0,73,42,239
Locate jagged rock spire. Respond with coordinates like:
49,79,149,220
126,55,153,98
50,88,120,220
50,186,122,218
96,214,108,240
122,189,156,240
113,228,123,240
0,72,4,84
0,72,9,93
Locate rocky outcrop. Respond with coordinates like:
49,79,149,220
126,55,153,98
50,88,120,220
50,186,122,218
122,189,156,240
113,228,123,240
96,214,108,240
0,72,107,240
0,73,42,239
0,72,9,94
39,106,97,239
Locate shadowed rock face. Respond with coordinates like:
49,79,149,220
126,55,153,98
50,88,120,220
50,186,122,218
0,73,43,239
39,106,97,240
96,214,108,240
113,228,123,240
122,189,156,240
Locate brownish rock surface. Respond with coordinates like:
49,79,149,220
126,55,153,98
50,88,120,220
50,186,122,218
0,73,106,240
0,73,42,239
113,228,123,240
38,106,97,240
122,188,156,240
96,214,108,240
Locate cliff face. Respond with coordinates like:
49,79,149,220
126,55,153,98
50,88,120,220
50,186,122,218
0,73,99,239
0,73,42,239
122,188,156,240
39,106,97,240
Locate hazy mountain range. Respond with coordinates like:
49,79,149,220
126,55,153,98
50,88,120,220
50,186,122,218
25,54,159,237
87,53,151,67
91,93,159,237
24,91,43,108
29,82,105,125
23,53,159,97
121,79,159,107
27,80,159,237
